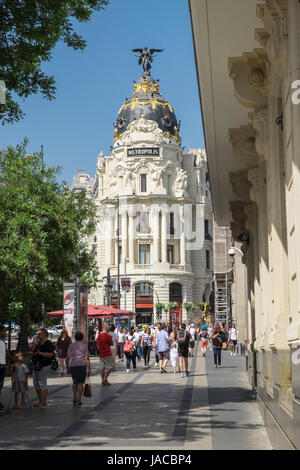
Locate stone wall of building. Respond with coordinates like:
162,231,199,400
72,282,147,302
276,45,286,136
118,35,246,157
226,0,300,449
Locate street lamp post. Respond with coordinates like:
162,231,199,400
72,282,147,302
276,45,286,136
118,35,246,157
105,268,113,306
117,195,120,309
105,197,121,309
72,257,80,342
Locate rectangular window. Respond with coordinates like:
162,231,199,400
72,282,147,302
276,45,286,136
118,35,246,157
140,174,147,192
192,205,196,232
138,212,149,233
167,175,172,194
169,212,175,235
139,244,150,265
206,250,210,270
167,245,174,264
204,219,209,240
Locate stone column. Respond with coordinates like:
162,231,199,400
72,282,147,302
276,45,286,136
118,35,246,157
180,205,186,265
128,210,135,264
121,209,128,261
152,207,160,264
161,208,167,263
105,213,114,266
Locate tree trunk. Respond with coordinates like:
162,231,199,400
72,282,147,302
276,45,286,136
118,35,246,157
16,312,30,353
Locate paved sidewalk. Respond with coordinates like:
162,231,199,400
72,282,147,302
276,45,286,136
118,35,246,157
0,343,272,450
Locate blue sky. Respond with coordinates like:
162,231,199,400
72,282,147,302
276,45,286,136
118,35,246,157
0,0,204,184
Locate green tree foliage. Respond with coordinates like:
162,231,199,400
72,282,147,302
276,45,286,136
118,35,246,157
0,0,109,124
167,302,179,313
183,302,194,313
0,140,98,350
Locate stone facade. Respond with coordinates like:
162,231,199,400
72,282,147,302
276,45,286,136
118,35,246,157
73,76,213,325
190,0,300,449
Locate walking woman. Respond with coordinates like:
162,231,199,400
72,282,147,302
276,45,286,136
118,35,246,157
212,325,224,368
199,325,209,357
124,328,138,373
141,327,153,367
67,332,90,406
169,326,179,374
56,328,71,376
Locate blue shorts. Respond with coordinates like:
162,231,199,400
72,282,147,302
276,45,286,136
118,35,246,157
230,340,237,345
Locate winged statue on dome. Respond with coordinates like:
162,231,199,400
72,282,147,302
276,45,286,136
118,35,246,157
132,47,164,72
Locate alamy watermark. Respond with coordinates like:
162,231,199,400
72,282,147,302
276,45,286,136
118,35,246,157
291,342,300,365
291,80,300,105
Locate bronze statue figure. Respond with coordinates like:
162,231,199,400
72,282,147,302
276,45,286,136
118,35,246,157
132,47,164,72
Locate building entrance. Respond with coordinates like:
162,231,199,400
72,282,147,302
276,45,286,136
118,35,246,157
135,282,153,324
169,283,182,326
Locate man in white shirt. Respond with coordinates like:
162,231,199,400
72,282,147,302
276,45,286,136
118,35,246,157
109,325,119,368
133,327,143,361
188,324,196,357
117,327,126,361
228,323,239,356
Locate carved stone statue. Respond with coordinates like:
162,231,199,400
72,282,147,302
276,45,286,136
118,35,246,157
151,167,164,189
132,47,164,72
175,169,188,192
124,170,135,191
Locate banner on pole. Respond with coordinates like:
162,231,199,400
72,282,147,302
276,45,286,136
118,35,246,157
121,278,131,291
63,284,74,337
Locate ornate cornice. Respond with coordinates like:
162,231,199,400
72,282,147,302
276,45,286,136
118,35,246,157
228,49,269,109
250,108,269,159
229,169,251,201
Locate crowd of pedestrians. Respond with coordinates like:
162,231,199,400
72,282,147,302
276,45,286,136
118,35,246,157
0,320,239,412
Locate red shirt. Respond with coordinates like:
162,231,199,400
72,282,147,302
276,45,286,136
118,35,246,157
97,332,113,358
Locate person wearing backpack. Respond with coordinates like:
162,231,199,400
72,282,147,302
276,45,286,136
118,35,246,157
199,325,209,357
212,325,225,368
156,323,171,374
124,328,138,373
177,324,192,378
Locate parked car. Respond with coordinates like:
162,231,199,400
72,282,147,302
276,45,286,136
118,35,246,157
47,325,64,339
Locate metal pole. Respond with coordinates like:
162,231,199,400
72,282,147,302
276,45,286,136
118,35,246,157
72,276,77,342
124,257,127,310
117,195,120,309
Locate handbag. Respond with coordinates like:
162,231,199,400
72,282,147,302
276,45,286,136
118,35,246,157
83,377,92,397
222,342,228,349
51,356,59,371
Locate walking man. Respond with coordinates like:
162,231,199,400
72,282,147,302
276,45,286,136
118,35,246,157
155,323,170,374
228,323,239,356
32,328,55,408
188,323,196,357
177,324,191,378
97,323,114,385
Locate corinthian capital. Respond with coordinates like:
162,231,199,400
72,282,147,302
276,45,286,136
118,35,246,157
247,167,261,204
229,124,260,167
251,108,269,159
228,49,268,109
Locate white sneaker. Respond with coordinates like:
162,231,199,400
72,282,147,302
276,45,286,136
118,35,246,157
231,352,233,356
126,369,130,373
154,363,158,367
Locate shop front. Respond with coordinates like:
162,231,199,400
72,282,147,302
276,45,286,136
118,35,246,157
135,282,153,325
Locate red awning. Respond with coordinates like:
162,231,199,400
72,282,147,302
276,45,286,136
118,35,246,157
46,305,133,318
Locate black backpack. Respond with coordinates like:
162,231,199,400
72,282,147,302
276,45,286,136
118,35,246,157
177,329,187,344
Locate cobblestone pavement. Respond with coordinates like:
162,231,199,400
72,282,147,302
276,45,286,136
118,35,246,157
0,342,272,450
